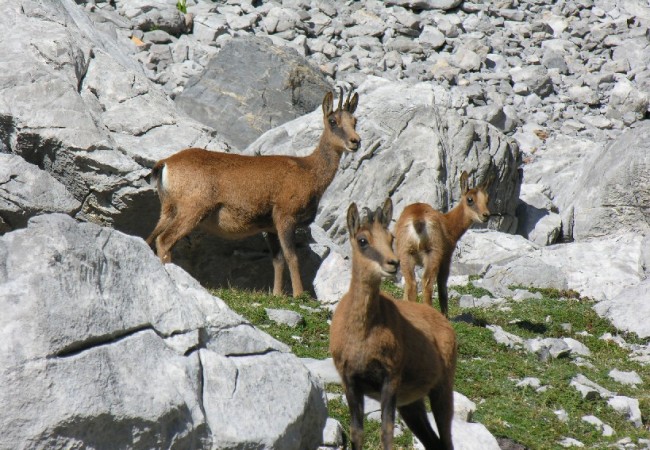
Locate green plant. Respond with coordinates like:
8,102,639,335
176,0,187,14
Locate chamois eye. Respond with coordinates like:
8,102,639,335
357,237,368,248
467,196,474,205
329,118,336,127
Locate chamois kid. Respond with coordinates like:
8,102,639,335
330,198,457,450
147,89,360,297
395,171,492,317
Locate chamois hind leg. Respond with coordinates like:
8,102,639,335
429,384,454,450
437,262,451,317
343,377,365,450
264,232,285,296
398,399,442,449
146,201,175,249
422,254,442,308
155,206,205,264
275,220,304,297
400,252,418,302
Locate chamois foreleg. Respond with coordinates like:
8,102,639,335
398,399,443,449
400,253,418,302
264,232,285,296
380,377,399,450
437,262,451,318
276,219,304,297
343,378,365,450
429,384,454,450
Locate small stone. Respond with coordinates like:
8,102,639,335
608,369,642,387
607,396,643,428
554,409,569,423
265,308,304,328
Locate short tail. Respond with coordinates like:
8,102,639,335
412,219,427,235
148,161,166,193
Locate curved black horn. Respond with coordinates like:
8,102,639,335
337,86,344,112
362,206,374,224
345,90,353,110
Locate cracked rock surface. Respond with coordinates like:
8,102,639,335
0,214,327,450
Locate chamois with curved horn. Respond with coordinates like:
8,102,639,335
395,171,493,316
330,198,457,450
147,88,360,297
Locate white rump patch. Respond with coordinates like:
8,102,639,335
160,164,169,192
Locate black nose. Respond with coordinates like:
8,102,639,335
388,259,399,268
483,212,490,219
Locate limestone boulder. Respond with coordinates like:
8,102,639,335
516,183,562,246
482,232,646,302
594,278,650,339
0,214,327,450
524,124,650,242
175,35,333,150
571,122,650,240
0,0,228,239
0,154,80,232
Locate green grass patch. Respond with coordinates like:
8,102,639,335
211,288,331,359
211,283,650,449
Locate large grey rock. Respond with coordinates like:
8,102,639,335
246,77,522,245
516,183,562,246
593,278,650,338
570,122,650,240
524,122,650,242
0,0,227,239
175,35,333,150
313,251,352,308
0,214,327,449
483,254,569,297
453,230,538,276
0,154,80,231
483,232,645,302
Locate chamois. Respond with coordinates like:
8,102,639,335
395,171,492,316
146,89,360,297
330,198,457,450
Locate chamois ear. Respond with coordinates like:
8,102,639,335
380,198,393,228
460,171,470,195
347,203,360,236
322,92,333,117
347,92,359,113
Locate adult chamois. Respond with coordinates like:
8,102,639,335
395,171,492,316
147,89,360,297
330,198,457,450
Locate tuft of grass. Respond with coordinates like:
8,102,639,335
176,0,187,14
211,283,650,449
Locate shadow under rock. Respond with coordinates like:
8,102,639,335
497,437,529,450
512,320,547,334
452,312,489,327
168,228,320,298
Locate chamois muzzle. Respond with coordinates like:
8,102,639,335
346,136,361,152
382,258,399,277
